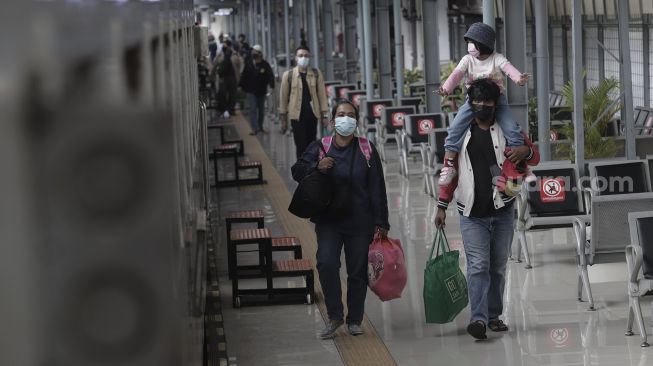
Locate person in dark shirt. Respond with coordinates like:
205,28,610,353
211,40,243,118
435,79,539,340
240,45,275,135
291,99,389,340
236,33,251,59
208,34,218,62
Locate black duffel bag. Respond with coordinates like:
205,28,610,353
288,142,333,218
288,140,356,218
288,168,333,218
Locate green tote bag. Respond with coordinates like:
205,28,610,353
423,228,469,324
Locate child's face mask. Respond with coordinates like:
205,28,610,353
467,42,480,58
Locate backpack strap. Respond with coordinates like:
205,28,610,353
318,136,372,167
318,136,333,160
358,137,372,167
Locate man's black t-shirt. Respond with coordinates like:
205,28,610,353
298,72,316,122
466,122,512,217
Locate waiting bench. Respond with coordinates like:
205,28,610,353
625,210,653,347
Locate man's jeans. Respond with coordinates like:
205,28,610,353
444,94,523,152
247,93,266,132
315,224,373,325
459,207,514,324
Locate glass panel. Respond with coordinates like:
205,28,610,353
594,0,605,15
630,0,642,19
495,0,504,19
630,29,645,108
644,0,653,14
548,0,558,17
585,26,600,88
584,0,595,17
556,0,566,17
564,0,573,16
605,0,617,18
552,27,565,89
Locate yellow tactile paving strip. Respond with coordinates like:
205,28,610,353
231,114,397,366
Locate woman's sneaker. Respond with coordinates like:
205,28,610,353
319,319,344,339
347,323,364,336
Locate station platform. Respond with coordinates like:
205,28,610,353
210,112,649,366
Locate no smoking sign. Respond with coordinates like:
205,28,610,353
417,119,434,135
540,178,566,203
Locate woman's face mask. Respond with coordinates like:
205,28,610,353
467,42,480,58
334,116,357,136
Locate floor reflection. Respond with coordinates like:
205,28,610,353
256,131,651,366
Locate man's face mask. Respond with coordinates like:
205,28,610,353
297,55,310,67
471,103,495,121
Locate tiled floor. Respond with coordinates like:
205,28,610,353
216,117,653,365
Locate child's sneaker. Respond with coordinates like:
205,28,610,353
498,149,528,197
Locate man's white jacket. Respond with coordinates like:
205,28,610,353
436,125,538,217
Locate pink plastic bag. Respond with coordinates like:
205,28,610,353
367,234,408,301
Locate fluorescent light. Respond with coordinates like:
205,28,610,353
214,8,233,16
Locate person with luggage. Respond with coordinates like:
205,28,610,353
291,99,389,339
239,44,275,135
438,22,530,189
435,79,539,340
279,46,329,159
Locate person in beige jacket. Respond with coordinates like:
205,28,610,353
279,46,328,159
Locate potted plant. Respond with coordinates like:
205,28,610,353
556,76,620,160
403,67,423,95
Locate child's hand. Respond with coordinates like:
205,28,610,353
436,86,448,96
517,73,530,86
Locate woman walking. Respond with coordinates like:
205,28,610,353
291,99,390,339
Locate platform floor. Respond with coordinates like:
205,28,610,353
212,112,652,366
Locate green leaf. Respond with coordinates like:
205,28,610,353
556,75,620,160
